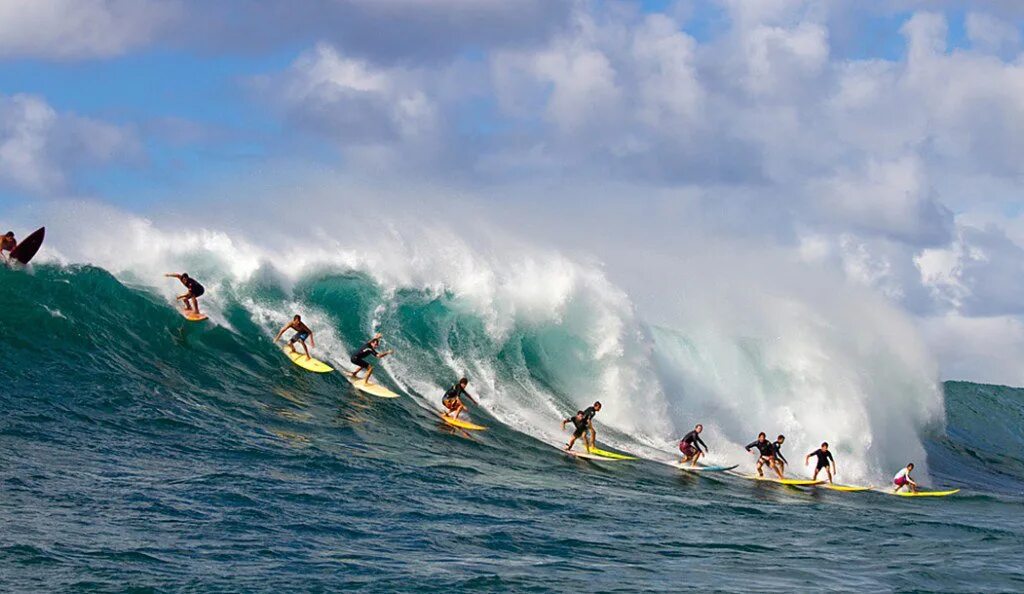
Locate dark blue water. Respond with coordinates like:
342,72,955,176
2,265,1023,592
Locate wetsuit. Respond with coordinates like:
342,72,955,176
745,439,775,462
567,406,597,438
679,430,707,457
289,321,312,344
442,383,468,411
183,277,205,298
350,342,379,369
808,448,834,470
772,441,788,465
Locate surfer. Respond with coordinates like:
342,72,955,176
1,231,16,262
679,424,708,468
772,435,788,476
441,377,477,419
892,463,919,493
745,432,783,479
165,273,205,314
349,334,393,385
805,442,836,484
275,315,315,360
562,401,602,452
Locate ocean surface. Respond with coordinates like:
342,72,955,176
2,263,1023,592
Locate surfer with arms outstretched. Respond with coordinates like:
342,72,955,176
275,315,315,360
562,401,602,452
441,377,477,420
165,273,205,314
893,463,918,493
805,442,836,484
679,423,708,468
745,432,784,479
349,334,393,385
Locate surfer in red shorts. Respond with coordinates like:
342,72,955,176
893,463,918,493
678,424,708,468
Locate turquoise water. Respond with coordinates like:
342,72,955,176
2,265,1023,592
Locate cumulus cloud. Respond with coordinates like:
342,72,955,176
0,0,177,60
0,94,141,194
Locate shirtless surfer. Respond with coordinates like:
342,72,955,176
275,315,315,359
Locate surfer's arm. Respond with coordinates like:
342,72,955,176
308,332,315,347
164,273,182,279
274,324,289,342
697,436,708,452
745,441,757,452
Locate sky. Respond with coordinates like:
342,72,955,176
2,0,1024,385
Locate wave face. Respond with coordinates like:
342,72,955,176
2,262,1024,592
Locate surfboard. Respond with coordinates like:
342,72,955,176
745,475,824,486
440,414,486,431
893,489,960,498
567,450,623,461
678,463,739,473
179,308,208,322
9,227,44,265
344,375,399,398
823,484,871,492
586,446,638,460
283,347,333,373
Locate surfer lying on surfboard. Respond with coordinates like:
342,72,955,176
165,273,205,314
441,377,477,420
893,463,919,493
1,231,16,262
805,442,837,484
275,315,316,360
746,432,785,479
562,401,601,452
349,334,393,385
679,424,708,468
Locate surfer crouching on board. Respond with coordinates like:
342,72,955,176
892,463,918,493
679,424,708,468
1,231,16,262
745,432,784,479
805,442,836,484
165,273,205,314
275,315,315,360
349,334,393,385
562,401,602,452
442,377,477,419
772,435,789,476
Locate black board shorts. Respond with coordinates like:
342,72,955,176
350,355,370,368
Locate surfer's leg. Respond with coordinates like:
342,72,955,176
192,296,201,314
365,364,375,385
178,292,192,309
300,340,311,359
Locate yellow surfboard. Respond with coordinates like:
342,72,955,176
893,489,960,498
567,450,624,461
344,375,399,398
586,446,638,460
746,475,824,486
440,414,486,431
179,308,208,322
283,348,334,373
823,484,871,492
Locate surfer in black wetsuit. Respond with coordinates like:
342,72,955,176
165,272,205,314
772,435,788,477
441,377,477,419
275,314,315,359
562,401,602,452
745,432,783,478
349,334,393,385
679,423,708,468
1,231,16,262
805,442,836,484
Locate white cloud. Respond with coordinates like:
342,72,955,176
0,94,141,194
0,0,177,60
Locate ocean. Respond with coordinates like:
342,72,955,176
2,262,1023,592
